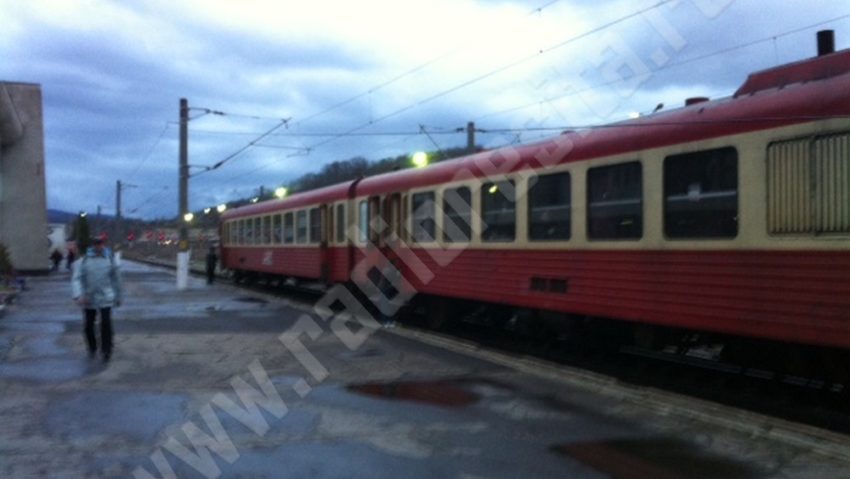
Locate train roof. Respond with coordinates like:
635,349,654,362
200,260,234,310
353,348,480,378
221,180,353,219
224,47,850,215
357,48,850,196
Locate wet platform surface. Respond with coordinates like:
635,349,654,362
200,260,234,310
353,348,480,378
0,261,847,478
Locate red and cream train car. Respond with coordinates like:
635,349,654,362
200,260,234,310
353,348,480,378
221,42,850,359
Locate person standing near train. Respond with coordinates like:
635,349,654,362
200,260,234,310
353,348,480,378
71,237,122,362
205,246,218,284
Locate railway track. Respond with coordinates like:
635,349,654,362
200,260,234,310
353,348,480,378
434,312,850,435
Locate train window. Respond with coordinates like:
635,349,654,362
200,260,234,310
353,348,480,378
387,194,402,240
262,216,272,244
327,207,334,244
309,208,321,244
283,212,294,244
244,218,254,245
336,204,346,243
272,215,282,244
443,186,471,242
296,210,308,244
237,220,245,245
529,172,571,241
481,180,516,242
587,162,642,240
358,200,369,243
369,196,382,244
254,217,262,245
664,147,738,239
411,191,436,242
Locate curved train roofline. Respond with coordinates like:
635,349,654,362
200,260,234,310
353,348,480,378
221,180,354,220
357,48,850,197
219,42,850,351
224,46,850,216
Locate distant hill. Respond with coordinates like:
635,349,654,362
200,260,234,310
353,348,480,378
47,209,78,223
47,209,116,224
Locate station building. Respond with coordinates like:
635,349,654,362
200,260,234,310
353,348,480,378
0,82,48,274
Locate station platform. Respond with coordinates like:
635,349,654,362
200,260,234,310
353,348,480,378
0,261,847,478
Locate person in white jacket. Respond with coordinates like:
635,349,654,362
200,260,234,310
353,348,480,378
71,237,122,362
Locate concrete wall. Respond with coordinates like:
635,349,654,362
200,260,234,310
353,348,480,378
0,82,48,274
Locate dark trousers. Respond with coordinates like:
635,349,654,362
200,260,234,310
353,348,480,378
84,308,113,356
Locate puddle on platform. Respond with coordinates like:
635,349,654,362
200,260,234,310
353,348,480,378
338,347,384,360
161,442,444,479
47,391,188,442
551,438,763,479
0,321,66,334
22,336,69,357
233,296,268,304
0,358,95,382
347,379,480,408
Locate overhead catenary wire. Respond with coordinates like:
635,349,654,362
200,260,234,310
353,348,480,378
160,8,849,214
289,0,563,130
191,0,570,189
126,185,170,215
181,0,662,192
176,12,850,147
476,12,850,121
292,0,676,155
188,118,291,179
127,122,172,183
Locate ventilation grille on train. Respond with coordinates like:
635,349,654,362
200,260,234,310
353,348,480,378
767,132,850,235
530,277,569,294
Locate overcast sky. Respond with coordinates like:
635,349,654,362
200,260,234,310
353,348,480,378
2,0,849,219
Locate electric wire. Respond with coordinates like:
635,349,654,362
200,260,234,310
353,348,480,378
476,13,850,121
293,0,675,154
127,122,171,182
289,0,563,129
132,8,849,215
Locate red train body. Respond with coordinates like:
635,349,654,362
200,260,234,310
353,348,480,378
221,46,850,351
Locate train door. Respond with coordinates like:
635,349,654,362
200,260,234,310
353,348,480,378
383,193,402,250
368,195,382,247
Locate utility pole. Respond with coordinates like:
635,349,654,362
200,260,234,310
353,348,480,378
466,121,475,154
115,180,137,257
96,205,101,237
116,180,121,252
177,98,190,290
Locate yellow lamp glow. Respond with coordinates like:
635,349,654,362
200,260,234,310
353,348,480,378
412,151,428,169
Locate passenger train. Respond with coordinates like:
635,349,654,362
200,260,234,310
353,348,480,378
221,33,850,379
